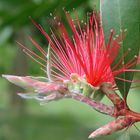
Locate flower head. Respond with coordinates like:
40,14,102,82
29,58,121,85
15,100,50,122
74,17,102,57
21,11,138,89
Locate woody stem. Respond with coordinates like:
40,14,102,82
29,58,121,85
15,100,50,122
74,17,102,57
100,83,124,107
126,109,140,122
67,93,114,115
67,83,140,121
100,83,140,122
100,83,128,116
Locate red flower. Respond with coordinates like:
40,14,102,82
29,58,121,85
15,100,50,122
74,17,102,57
3,11,140,139
17,11,139,88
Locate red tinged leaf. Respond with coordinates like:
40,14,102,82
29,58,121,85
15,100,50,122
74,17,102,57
2,75,64,94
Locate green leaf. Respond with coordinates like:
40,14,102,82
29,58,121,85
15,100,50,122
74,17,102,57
100,0,140,98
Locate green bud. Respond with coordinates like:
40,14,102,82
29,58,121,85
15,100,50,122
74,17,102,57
83,83,94,97
92,89,105,101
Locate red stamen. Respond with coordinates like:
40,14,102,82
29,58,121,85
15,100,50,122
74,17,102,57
115,77,140,83
17,41,47,63
28,36,47,57
23,49,46,68
112,48,131,71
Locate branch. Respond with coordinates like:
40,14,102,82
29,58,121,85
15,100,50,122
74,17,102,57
66,93,114,115
100,83,128,116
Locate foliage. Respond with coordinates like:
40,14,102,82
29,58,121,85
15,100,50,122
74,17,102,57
101,0,140,98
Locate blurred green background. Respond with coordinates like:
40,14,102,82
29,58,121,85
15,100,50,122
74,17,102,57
0,0,140,140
